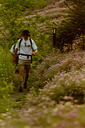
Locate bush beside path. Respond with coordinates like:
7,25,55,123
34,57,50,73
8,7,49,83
0,51,85,128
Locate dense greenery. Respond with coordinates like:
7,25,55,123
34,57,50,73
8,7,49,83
0,0,85,127
1,51,85,128
0,0,52,112
56,0,85,51
0,0,51,10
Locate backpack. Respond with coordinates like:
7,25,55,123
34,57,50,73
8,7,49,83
13,44,16,53
18,38,33,63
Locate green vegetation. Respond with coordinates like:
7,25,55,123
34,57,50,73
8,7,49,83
0,0,51,10
0,0,52,112
0,0,85,127
1,51,85,128
56,0,85,51
0,47,15,112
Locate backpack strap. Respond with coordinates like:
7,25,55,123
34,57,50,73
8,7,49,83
19,38,23,51
19,38,33,51
29,38,33,51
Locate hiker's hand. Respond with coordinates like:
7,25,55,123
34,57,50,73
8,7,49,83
13,57,16,63
32,52,35,56
32,49,38,56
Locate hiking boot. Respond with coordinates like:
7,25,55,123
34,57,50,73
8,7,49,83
19,86,23,92
23,82,27,89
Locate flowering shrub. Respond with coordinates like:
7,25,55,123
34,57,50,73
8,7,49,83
1,50,85,127
29,51,85,93
42,70,85,104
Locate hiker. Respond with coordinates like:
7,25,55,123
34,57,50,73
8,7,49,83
10,38,20,73
13,29,38,92
10,37,20,56
10,44,16,56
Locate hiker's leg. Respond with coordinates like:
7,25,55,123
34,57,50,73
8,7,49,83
24,61,31,89
18,59,24,84
15,56,18,66
18,70,24,92
19,70,24,86
24,70,30,84
18,59,24,92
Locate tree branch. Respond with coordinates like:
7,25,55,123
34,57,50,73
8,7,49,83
64,1,74,12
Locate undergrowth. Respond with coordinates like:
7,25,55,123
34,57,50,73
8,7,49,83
28,50,85,104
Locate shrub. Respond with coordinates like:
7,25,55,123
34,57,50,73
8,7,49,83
0,47,17,112
28,51,85,104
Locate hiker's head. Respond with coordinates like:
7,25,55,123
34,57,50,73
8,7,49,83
23,30,30,36
22,30,30,37
17,37,20,40
22,30,30,40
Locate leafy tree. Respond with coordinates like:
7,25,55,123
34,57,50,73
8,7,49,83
56,19,76,52
66,0,85,49
55,0,85,51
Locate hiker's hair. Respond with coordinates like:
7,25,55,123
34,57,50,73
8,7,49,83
22,30,30,36
17,37,20,40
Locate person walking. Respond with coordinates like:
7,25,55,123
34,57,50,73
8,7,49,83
10,37,20,56
10,44,16,56
13,30,38,92
10,38,20,73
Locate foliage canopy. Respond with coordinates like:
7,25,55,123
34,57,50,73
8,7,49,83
56,0,85,51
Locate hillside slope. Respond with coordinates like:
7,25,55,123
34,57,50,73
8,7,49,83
1,1,85,128
1,50,85,128
19,0,69,34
